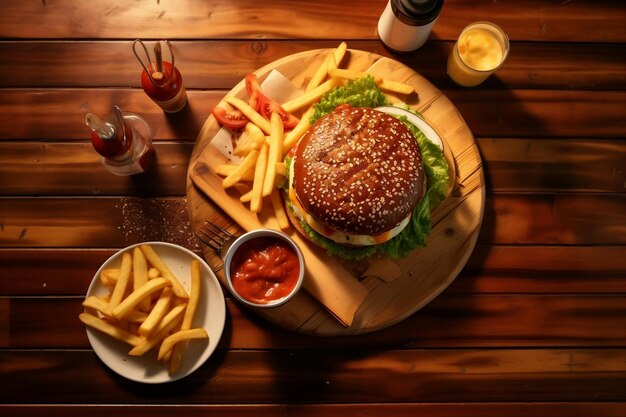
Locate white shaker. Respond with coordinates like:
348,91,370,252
377,0,444,52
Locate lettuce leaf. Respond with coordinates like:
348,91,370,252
310,76,389,124
287,78,450,260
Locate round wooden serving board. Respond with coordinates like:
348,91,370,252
186,48,485,336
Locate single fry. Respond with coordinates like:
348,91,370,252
182,260,202,330
275,162,287,177
79,313,143,347
282,107,314,155
328,67,382,84
168,260,204,373
82,296,147,323
128,304,186,356
305,53,331,92
305,42,347,92
224,96,271,134
282,78,339,114
262,113,284,197
378,78,414,95
271,188,290,230
239,189,253,203
222,149,259,189
328,67,413,95
140,244,189,299
332,41,348,69
99,268,119,286
251,143,269,212
138,287,173,337
167,259,208,374
215,164,255,182
133,247,150,312
106,252,132,315
158,328,208,361
111,277,171,320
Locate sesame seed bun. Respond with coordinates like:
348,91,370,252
289,106,426,246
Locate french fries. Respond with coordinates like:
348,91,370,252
222,149,259,189
211,41,418,232
262,112,284,197
282,78,339,114
224,96,271,134
140,244,189,299
106,252,132,315
79,244,208,375
80,313,143,347
328,67,414,95
251,143,269,213
168,260,204,373
133,247,151,312
282,106,314,156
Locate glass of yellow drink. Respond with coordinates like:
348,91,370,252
447,21,510,87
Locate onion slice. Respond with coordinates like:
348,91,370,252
375,106,444,150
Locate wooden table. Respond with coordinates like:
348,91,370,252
1,1,625,416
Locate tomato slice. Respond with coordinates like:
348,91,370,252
246,73,299,129
212,107,248,129
258,95,300,129
245,73,263,111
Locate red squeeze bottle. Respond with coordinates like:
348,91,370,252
136,40,188,113
85,106,154,175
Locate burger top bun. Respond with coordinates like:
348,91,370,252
292,106,425,237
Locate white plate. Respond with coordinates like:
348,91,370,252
84,241,226,383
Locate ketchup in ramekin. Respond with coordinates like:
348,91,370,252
225,230,304,308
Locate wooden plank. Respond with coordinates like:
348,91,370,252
481,193,626,245
477,138,626,192
447,89,626,139
456,245,626,294
1,41,625,91
0,197,200,249
1,89,624,141
2,138,624,196
0,90,215,141
0,0,623,42
1,194,624,248
4,295,626,348
0,349,624,403
0,142,192,196
2,403,625,417
2,245,625,296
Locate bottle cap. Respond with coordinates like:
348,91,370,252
392,0,444,26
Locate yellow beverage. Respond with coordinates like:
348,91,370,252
447,22,509,87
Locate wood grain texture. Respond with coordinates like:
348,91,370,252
1,349,624,403
4,294,626,349
1,195,624,248
2,403,625,417
1,0,624,412
1,0,624,42
2,138,624,196
3,245,625,296
2,41,625,90
1,89,624,141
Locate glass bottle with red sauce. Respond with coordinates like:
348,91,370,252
85,106,154,175
134,40,188,113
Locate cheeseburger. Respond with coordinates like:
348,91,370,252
287,105,426,248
